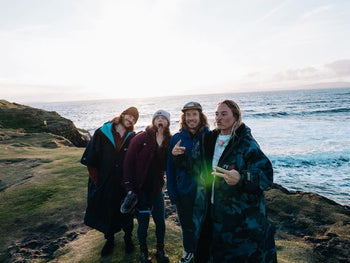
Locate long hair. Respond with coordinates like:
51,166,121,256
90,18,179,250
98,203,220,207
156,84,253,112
179,110,209,132
110,114,134,132
148,122,172,150
216,100,242,137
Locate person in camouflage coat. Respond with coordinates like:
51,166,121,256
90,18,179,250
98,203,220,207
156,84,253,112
173,100,277,263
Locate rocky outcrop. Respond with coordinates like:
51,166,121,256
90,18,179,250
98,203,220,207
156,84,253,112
0,100,90,147
164,184,350,262
267,184,350,262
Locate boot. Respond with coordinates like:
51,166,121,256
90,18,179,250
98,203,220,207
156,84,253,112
179,251,194,263
156,243,169,263
124,236,135,254
140,245,152,263
100,239,114,257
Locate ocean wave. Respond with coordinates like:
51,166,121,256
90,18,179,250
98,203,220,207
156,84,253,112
270,153,350,169
246,107,350,118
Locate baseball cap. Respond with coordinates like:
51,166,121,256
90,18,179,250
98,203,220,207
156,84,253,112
181,102,202,112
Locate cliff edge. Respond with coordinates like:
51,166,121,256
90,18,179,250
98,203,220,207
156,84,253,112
0,99,89,147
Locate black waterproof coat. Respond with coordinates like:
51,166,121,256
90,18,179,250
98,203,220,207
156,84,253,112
175,123,277,262
195,124,277,262
81,121,135,235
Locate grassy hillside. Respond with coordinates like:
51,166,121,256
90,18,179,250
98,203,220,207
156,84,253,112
0,128,349,262
0,129,184,263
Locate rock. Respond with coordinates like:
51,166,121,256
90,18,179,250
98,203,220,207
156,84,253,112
266,184,350,262
0,100,90,147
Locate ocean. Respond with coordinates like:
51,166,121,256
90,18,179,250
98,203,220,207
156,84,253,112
30,88,350,205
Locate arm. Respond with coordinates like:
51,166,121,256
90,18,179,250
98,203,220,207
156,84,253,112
213,142,273,193
87,166,98,186
240,144,273,192
122,133,141,192
81,133,100,185
166,136,179,204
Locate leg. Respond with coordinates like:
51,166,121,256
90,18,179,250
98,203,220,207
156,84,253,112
137,192,152,262
176,195,196,253
152,193,169,263
122,213,135,253
101,231,115,257
151,192,166,244
194,207,212,263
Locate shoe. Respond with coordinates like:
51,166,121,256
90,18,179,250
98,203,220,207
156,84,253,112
124,237,135,254
120,192,138,214
179,251,193,263
140,245,152,263
156,243,169,263
101,239,114,257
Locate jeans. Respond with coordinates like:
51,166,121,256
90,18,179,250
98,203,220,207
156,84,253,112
136,192,165,247
176,195,196,253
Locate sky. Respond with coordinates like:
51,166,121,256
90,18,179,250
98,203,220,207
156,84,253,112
1,0,350,103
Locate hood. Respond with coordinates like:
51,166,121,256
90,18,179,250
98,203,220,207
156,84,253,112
100,121,133,148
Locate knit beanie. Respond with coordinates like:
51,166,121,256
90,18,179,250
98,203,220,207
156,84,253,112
152,109,170,124
122,106,139,123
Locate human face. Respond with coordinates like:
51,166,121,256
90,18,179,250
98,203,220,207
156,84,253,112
153,115,168,129
123,114,136,128
184,109,200,133
215,103,236,135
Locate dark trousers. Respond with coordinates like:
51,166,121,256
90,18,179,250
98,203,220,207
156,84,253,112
176,195,196,253
194,204,212,263
136,192,165,247
104,212,134,241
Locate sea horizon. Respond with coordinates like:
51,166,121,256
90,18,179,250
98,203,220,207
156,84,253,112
9,86,349,105
27,87,350,206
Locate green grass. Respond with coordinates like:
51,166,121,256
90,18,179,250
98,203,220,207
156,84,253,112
275,240,315,263
53,220,183,263
0,131,87,259
1,128,349,262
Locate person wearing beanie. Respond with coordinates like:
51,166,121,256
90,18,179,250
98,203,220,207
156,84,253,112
166,102,210,263
122,110,172,263
80,106,139,257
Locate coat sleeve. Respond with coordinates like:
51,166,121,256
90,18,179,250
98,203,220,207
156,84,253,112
122,133,141,192
239,140,273,193
166,136,179,205
80,133,99,167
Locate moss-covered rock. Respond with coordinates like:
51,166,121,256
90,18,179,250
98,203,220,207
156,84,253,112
266,184,350,262
0,99,89,147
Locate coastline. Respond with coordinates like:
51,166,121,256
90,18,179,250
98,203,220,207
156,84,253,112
1,100,349,262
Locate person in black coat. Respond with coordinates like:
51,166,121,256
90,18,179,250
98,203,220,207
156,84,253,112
80,106,139,257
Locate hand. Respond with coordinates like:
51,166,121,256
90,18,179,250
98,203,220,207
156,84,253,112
172,140,186,156
212,166,241,186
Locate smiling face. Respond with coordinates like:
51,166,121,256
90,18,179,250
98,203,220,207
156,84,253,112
215,103,236,135
153,115,169,129
122,114,136,128
184,109,201,133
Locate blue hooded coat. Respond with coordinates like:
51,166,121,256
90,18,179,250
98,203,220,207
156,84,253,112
166,127,210,205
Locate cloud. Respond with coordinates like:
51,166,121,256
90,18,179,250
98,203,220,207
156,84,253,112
325,59,350,77
271,67,321,81
300,5,332,20
269,59,350,83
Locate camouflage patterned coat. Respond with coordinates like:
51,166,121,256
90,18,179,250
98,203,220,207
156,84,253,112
193,124,277,262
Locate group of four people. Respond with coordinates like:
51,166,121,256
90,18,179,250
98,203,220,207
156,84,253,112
81,100,277,263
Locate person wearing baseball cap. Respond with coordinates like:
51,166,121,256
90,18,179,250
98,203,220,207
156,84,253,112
80,106,139,256
167,102,210,263
122,109,172,263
